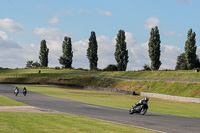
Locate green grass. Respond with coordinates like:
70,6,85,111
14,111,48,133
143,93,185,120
0,95,27,106
16,84,200,118
101,70,200,78
0,68,99,78
1,68,200,78
0,112,155,133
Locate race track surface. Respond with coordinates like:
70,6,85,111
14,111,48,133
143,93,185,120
1,84,200,133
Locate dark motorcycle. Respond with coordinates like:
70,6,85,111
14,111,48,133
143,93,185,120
23,90,27,96
129,103,148,115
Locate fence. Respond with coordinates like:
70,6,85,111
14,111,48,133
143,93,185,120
141,92,200,103
45,82,135,95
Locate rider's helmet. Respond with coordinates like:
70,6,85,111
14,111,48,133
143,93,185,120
145,97,149,102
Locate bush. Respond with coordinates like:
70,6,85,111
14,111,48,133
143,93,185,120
143,64,151,71
55,66,61,69
76,68,88,71
103,64,118,71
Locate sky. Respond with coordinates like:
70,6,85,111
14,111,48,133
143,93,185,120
0,0,200,70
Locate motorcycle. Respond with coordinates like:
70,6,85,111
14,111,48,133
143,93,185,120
129,103,148,115
23,89,27,96
14,89,19,96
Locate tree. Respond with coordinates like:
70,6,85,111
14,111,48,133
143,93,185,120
176,53,200,70
87,31,98,70
148,26,162,70
184,29,197,70
59,36,73,68
25,61,40,68
114,30,129,71
26,61,33,68
32,62,40,68
103,64,118,71
39,40,49,67
175,53,188,70
143,64,151,71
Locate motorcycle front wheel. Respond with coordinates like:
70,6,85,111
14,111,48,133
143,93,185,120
129,107,134,114
140,108,147,115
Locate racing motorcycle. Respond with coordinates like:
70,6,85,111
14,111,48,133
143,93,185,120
14,89,19,96
129,103,148,115
23,89,27,96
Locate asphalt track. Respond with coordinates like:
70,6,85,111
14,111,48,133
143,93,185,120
1,84,200,133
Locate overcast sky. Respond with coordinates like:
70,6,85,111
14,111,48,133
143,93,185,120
0,0,200,70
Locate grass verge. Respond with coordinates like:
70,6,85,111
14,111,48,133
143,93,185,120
0,95,27,106
16,84,200,118
0,112,155,133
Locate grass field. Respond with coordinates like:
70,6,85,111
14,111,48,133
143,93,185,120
16,84,200,118
0,112,155,133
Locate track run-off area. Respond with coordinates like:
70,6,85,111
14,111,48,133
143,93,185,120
0,84,200,133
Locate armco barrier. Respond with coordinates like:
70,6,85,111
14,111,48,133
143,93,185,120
45,82,200,103
141,92,200,103
45,82,135,95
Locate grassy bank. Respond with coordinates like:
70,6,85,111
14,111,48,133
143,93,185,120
1,68,200,78
16,84,200,118
0,112,155,133
101,70,200,78
53,76,200,98
0,68,200,98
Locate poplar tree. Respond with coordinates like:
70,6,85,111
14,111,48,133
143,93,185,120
148,26,162,70
184,29,197,70
87,31,98,70
39,40,49,67
59,36,73,68
114,30,129,71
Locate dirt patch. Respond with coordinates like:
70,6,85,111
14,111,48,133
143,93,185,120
0,106,62,114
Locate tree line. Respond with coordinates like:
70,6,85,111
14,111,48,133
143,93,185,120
26,27,199,71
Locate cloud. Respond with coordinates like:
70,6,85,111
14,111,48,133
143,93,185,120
0,18,23,33
129,41,181,70
0,41,39,68
79,9,90,15
162,31,183,37
34,28,66,51
34,28,68,67
176,0,192,4
0,31,21,49
160,44,181,69
98,10,113,16
144,17,161,29
48,16,59,24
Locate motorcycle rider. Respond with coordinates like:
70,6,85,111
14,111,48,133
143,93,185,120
23,87,27,96
14,87,19,96
135,97,149,107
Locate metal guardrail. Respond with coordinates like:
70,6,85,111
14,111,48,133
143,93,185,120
141,92,200,103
